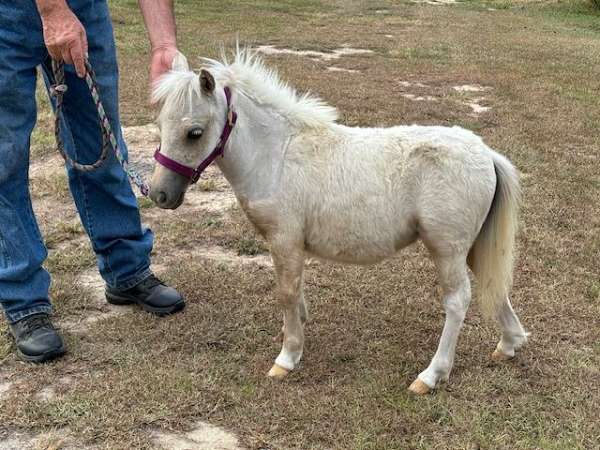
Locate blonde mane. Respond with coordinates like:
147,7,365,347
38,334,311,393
153,48,338,128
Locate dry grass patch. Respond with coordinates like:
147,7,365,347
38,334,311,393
150,203,268,260
49,273,99,318
1,255,598,448
137,196,156,210
198,178,219,192
45,241,96,274
30,73,56,160
44,220,85,249
30,171,70,201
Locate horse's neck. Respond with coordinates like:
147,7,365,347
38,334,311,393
217,93,292,201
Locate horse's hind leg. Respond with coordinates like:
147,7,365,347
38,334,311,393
491,297,528,361
267,243,305,380
409,253,471,395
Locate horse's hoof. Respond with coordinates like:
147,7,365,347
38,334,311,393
408,378,431,395
267,364,290,380
491,349,513,361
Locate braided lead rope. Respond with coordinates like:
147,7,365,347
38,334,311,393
50,60,150,196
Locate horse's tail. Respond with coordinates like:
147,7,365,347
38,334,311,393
469,151,521,320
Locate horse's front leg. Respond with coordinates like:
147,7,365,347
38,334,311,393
409,253,471,394
273,280,309,342
267,245,305,379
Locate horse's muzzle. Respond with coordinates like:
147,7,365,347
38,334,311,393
149,168,189,210
151,189,185,210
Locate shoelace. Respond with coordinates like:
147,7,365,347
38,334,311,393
20,315,55,336
139,275,164,290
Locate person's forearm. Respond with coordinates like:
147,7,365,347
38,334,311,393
35,0,69,16
138,0,177,51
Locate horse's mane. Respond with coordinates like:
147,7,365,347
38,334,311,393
153,48,338,128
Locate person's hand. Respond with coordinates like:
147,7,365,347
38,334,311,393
150,45,179,88
40,5,88,77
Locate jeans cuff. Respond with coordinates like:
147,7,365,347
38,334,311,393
6,304,53,324
109,266,153,291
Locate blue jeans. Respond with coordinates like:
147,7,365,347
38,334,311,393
0,0,154,323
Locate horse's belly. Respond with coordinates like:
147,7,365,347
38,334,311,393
306,239,391,264
304,220,416,265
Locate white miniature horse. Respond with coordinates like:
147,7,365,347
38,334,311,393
149,50,528,394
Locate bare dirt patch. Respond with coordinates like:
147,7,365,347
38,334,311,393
193,245,272,268
0,430,70,450
398,80,494,116
34,375,75,402
326,66,360,74
464,97,492,115
411,0,459,5
0,381,12,401
180,188,237,215
256,45,373,62
151,421,241,450
122,123,160,181
401,93,438,102
452,84,491,92
58,269,132,334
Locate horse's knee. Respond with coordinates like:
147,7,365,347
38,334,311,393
444,295,467,318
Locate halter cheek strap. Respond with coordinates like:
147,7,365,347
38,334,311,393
154,86,238,184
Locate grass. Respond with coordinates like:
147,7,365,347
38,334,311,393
0,0,598,448
45,220,85,249
586,281,600,302
198,178,219,192
229,236,269,256
50,273,98,318
3,258,598,449
137,196,156,209
30,171,70,201
30,74,56,160
45,242,96,274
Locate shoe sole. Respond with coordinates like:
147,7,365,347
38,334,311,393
16,344,66,364
105,292,185,316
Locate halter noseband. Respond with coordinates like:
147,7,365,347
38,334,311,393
154,86,238,184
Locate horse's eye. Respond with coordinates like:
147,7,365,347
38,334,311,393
187,127,203,140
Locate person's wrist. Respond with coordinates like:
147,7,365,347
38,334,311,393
37,0,70,18
151,43,177,54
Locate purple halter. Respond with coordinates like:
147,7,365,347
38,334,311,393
154,87,238,184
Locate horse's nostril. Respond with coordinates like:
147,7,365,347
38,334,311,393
157,191,167,204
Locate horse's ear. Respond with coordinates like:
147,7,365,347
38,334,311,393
171,52,189,71
200,69,216,94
